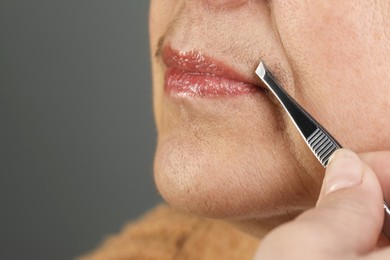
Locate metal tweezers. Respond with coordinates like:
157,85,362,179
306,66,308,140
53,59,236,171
256,61,390,238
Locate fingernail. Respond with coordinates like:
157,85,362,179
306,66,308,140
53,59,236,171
324,149,363,195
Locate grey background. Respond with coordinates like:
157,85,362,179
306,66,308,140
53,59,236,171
0,1,161,259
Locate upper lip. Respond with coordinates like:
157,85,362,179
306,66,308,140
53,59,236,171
161,45,264,88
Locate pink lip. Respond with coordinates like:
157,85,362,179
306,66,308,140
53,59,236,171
162,47,259,97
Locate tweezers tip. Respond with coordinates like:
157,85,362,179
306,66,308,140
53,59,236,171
255,61,266,79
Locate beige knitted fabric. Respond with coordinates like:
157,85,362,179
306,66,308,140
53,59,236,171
80,204,259,260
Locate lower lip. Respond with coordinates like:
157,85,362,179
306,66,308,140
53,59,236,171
164,68,259,97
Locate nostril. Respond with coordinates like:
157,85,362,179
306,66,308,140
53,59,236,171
203,0,249,8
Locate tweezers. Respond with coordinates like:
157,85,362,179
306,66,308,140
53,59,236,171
256,61,390,238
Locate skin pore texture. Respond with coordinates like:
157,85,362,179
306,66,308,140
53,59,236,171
149,0,390,237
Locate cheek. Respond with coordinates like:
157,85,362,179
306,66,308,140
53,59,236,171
272,1,373,73
271,1,390,151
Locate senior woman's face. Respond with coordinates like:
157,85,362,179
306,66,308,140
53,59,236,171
149,0,390,236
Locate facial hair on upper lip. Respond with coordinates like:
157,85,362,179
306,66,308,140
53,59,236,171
154,35,166,60
151,5,294,100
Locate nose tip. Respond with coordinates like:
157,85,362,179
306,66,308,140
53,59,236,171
203,0,249,8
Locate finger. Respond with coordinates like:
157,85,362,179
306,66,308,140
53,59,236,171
360,151,390,201
255,149,384,259
360,151,390,247
368,246,390,260
310,149,384,254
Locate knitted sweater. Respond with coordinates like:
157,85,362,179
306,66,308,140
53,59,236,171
80,204,259,260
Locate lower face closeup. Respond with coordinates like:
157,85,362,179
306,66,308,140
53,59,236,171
149,0,390,237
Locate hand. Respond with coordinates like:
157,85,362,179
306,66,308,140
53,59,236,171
254,149,390,259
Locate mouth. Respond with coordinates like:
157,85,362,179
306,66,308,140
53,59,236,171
162,46,265,98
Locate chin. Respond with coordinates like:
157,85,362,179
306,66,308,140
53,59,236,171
153,126,318,228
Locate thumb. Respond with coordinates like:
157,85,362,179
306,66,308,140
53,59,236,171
255,149,384,259
305,149,383,255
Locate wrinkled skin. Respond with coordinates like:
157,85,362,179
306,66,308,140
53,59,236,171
149,0,390,237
